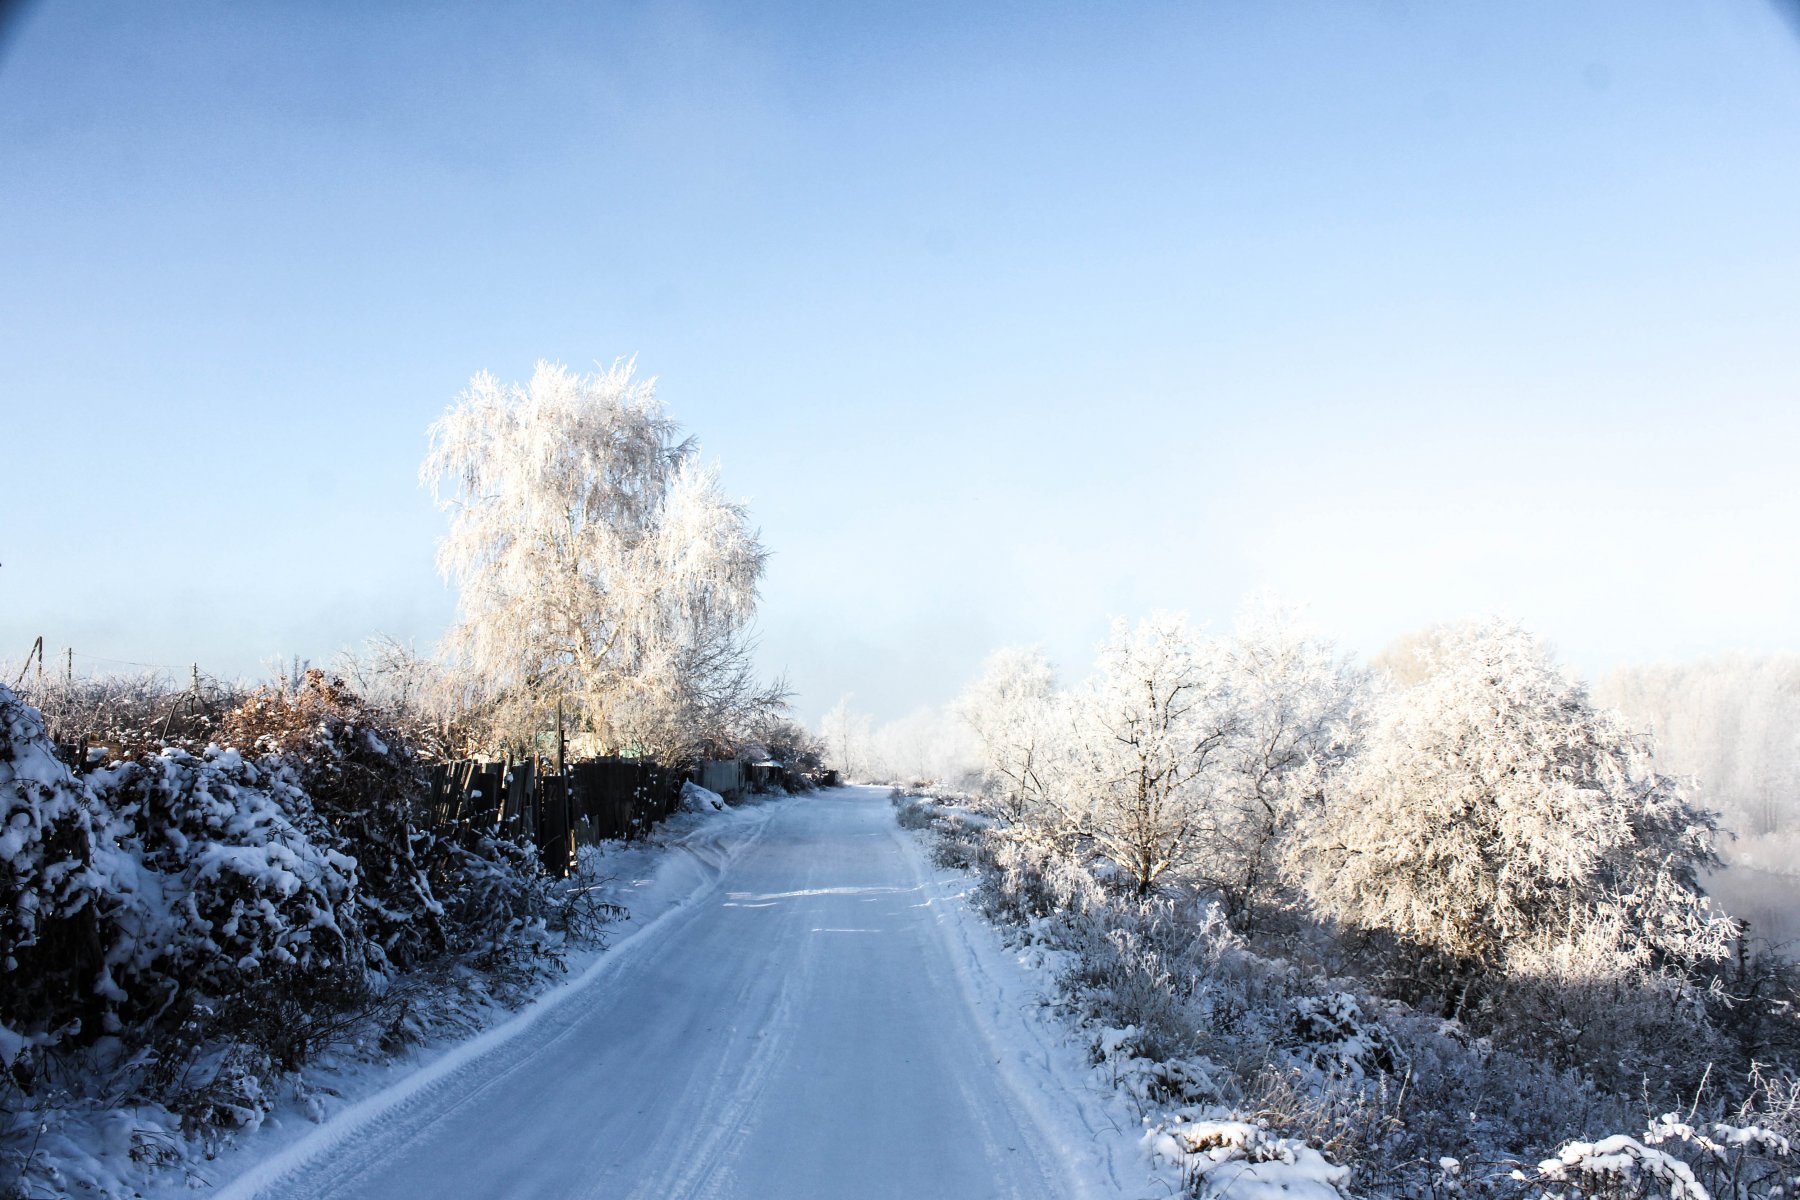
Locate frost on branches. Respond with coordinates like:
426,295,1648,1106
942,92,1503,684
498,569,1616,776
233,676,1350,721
956,646,1061,822
1294,619,1734,1011
1206,603,1362,922
957,606,1361,911
1060,612,1238,897
422,360,783,760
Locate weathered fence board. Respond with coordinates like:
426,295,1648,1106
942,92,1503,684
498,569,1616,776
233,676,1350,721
536,773,574,876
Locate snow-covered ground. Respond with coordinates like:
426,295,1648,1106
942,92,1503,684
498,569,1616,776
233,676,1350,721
183,785,1139,1200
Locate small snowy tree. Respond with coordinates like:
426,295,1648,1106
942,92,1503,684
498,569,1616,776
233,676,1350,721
956,646,1063,822
863,706,984,789
422,360,781,759
1294,619,1733,1010
1062,613,1237,896
819,696,873,781
1209,604,1365,922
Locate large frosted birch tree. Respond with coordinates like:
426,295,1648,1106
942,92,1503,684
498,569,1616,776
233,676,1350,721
422,360,778,759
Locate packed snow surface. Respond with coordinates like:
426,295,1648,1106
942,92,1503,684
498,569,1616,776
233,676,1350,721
201,786,1123,1200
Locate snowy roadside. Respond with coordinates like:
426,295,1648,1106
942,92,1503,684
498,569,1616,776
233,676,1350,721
886,795,1177,1200
108,793,789,1200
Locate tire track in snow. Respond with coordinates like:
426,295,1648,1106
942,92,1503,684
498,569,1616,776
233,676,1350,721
890,817,1134,1200
608,883,810,1200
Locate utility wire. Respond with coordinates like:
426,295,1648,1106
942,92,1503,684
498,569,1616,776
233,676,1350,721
70,651,187,670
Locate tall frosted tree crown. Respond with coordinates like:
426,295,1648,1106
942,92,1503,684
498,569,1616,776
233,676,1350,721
1294,618,1732,985
422,360,772,757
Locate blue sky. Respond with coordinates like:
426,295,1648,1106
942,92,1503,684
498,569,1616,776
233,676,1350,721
3,0,1798,722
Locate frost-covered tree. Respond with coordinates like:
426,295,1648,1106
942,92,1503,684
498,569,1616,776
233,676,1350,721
1062,613,1237,896
819,696,873,781
1295,620,1733,1010
864,705,984,789
422,360,781,760
1209,604,1365,922
1597,656,1800,842
957,646,1063,822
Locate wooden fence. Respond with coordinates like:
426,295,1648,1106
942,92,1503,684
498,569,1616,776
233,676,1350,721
425,756,743,877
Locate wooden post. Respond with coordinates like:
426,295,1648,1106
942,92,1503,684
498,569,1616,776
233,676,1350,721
65,646,73,685
556,696,566,778
11,636,43,687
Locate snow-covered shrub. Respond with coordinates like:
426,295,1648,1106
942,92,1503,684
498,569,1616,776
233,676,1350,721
955,604,1365,921
1146,1117,1352,1200
220,671,604,988
435,834,558,968
1540,1133,1711,1200
87,745,363,1058
15,670,244,760
956,646,1064,823
973,828,1293,1069
1207,605,1365,925
1531,1106,1795,1200
1475,937,1730,1092
1,684,111,1071
897,790,1716,1200
3,682,366,1082
1285,992,1403,1082
219,671,445,976
3,670,638,1196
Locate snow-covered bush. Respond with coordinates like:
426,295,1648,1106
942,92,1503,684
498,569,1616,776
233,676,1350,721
955,605,1365,919
2,669,614,1078
1146,1117,1351,1200
3,681,366,1085
3,671,638,1195
86,746,364,1061
2,684,111,1070
905,612,1795,1200
15,670,245,761
1284,992,1403,1082
1207,605,1365,923
1530,1104,1795,1200
1293,620,1734,1016
894,787,1772,1200
219,672,445,975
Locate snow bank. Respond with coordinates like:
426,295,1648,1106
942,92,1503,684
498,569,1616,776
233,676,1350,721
679,779,727,813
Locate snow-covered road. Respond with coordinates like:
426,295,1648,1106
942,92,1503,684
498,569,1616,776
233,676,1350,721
214,786,1120,1200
